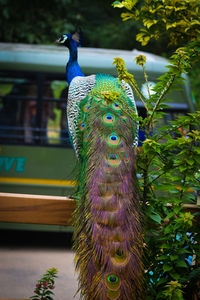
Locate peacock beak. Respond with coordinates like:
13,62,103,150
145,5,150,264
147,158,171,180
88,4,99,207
55,35,68,44
55,37,62,44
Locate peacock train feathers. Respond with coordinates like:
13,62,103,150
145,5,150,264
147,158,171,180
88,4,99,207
57,33,144,300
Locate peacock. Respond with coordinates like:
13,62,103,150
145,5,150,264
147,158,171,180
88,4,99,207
57,32,144,300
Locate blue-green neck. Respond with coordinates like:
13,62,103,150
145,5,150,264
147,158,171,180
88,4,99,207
66,40,84,84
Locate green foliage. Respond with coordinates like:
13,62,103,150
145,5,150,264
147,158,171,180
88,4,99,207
0,0,139,50
113,0,200,110
0,0,80,44
30,268,58,300
163,281,183,300
113,48,200,298
189,62,200,109
113,0,200,48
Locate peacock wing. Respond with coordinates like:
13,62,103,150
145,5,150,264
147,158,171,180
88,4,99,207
67,75,96,156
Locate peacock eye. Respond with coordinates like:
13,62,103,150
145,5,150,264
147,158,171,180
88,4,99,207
107,274,118,283
112,102,121,111
79,122,86,131
103,113,116,125
109,154,118,160
83,104,90,112
110,135,118,141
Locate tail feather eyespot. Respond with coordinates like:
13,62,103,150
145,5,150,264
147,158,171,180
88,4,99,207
105,274,120,291
107,133,120,147
103,113,116,124
83,104,90,112
79,122,86,131
111,102,121,111
107,153,120,166
111,249,130,266
83,133,88,142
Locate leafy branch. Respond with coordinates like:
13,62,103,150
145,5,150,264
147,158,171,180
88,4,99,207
30,268,58,300
113,0,200,48
113,57,148,110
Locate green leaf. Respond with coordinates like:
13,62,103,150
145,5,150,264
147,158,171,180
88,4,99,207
121,12,135,21
170,255,178,261
156,255,169,261
164,226,172,234
45,291,54,295
144,19,158,29
154,184,174,192
157,277,168,286
174,207,182,214
161,243,170,249
169,272,181,280
149,213,162,224
46,296,54,300
175,260,188,268
163,264,173,272
164,211,176,220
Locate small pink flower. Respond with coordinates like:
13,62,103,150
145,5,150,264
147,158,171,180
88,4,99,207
36,284,40,288
43,281,49,287
165,219,170,223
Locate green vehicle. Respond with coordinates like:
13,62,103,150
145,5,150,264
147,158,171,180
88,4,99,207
0,43,196,197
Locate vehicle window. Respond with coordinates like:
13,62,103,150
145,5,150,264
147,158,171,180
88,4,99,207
0,71,71,147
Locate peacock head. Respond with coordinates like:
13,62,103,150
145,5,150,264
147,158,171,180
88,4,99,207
56,33,80,48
